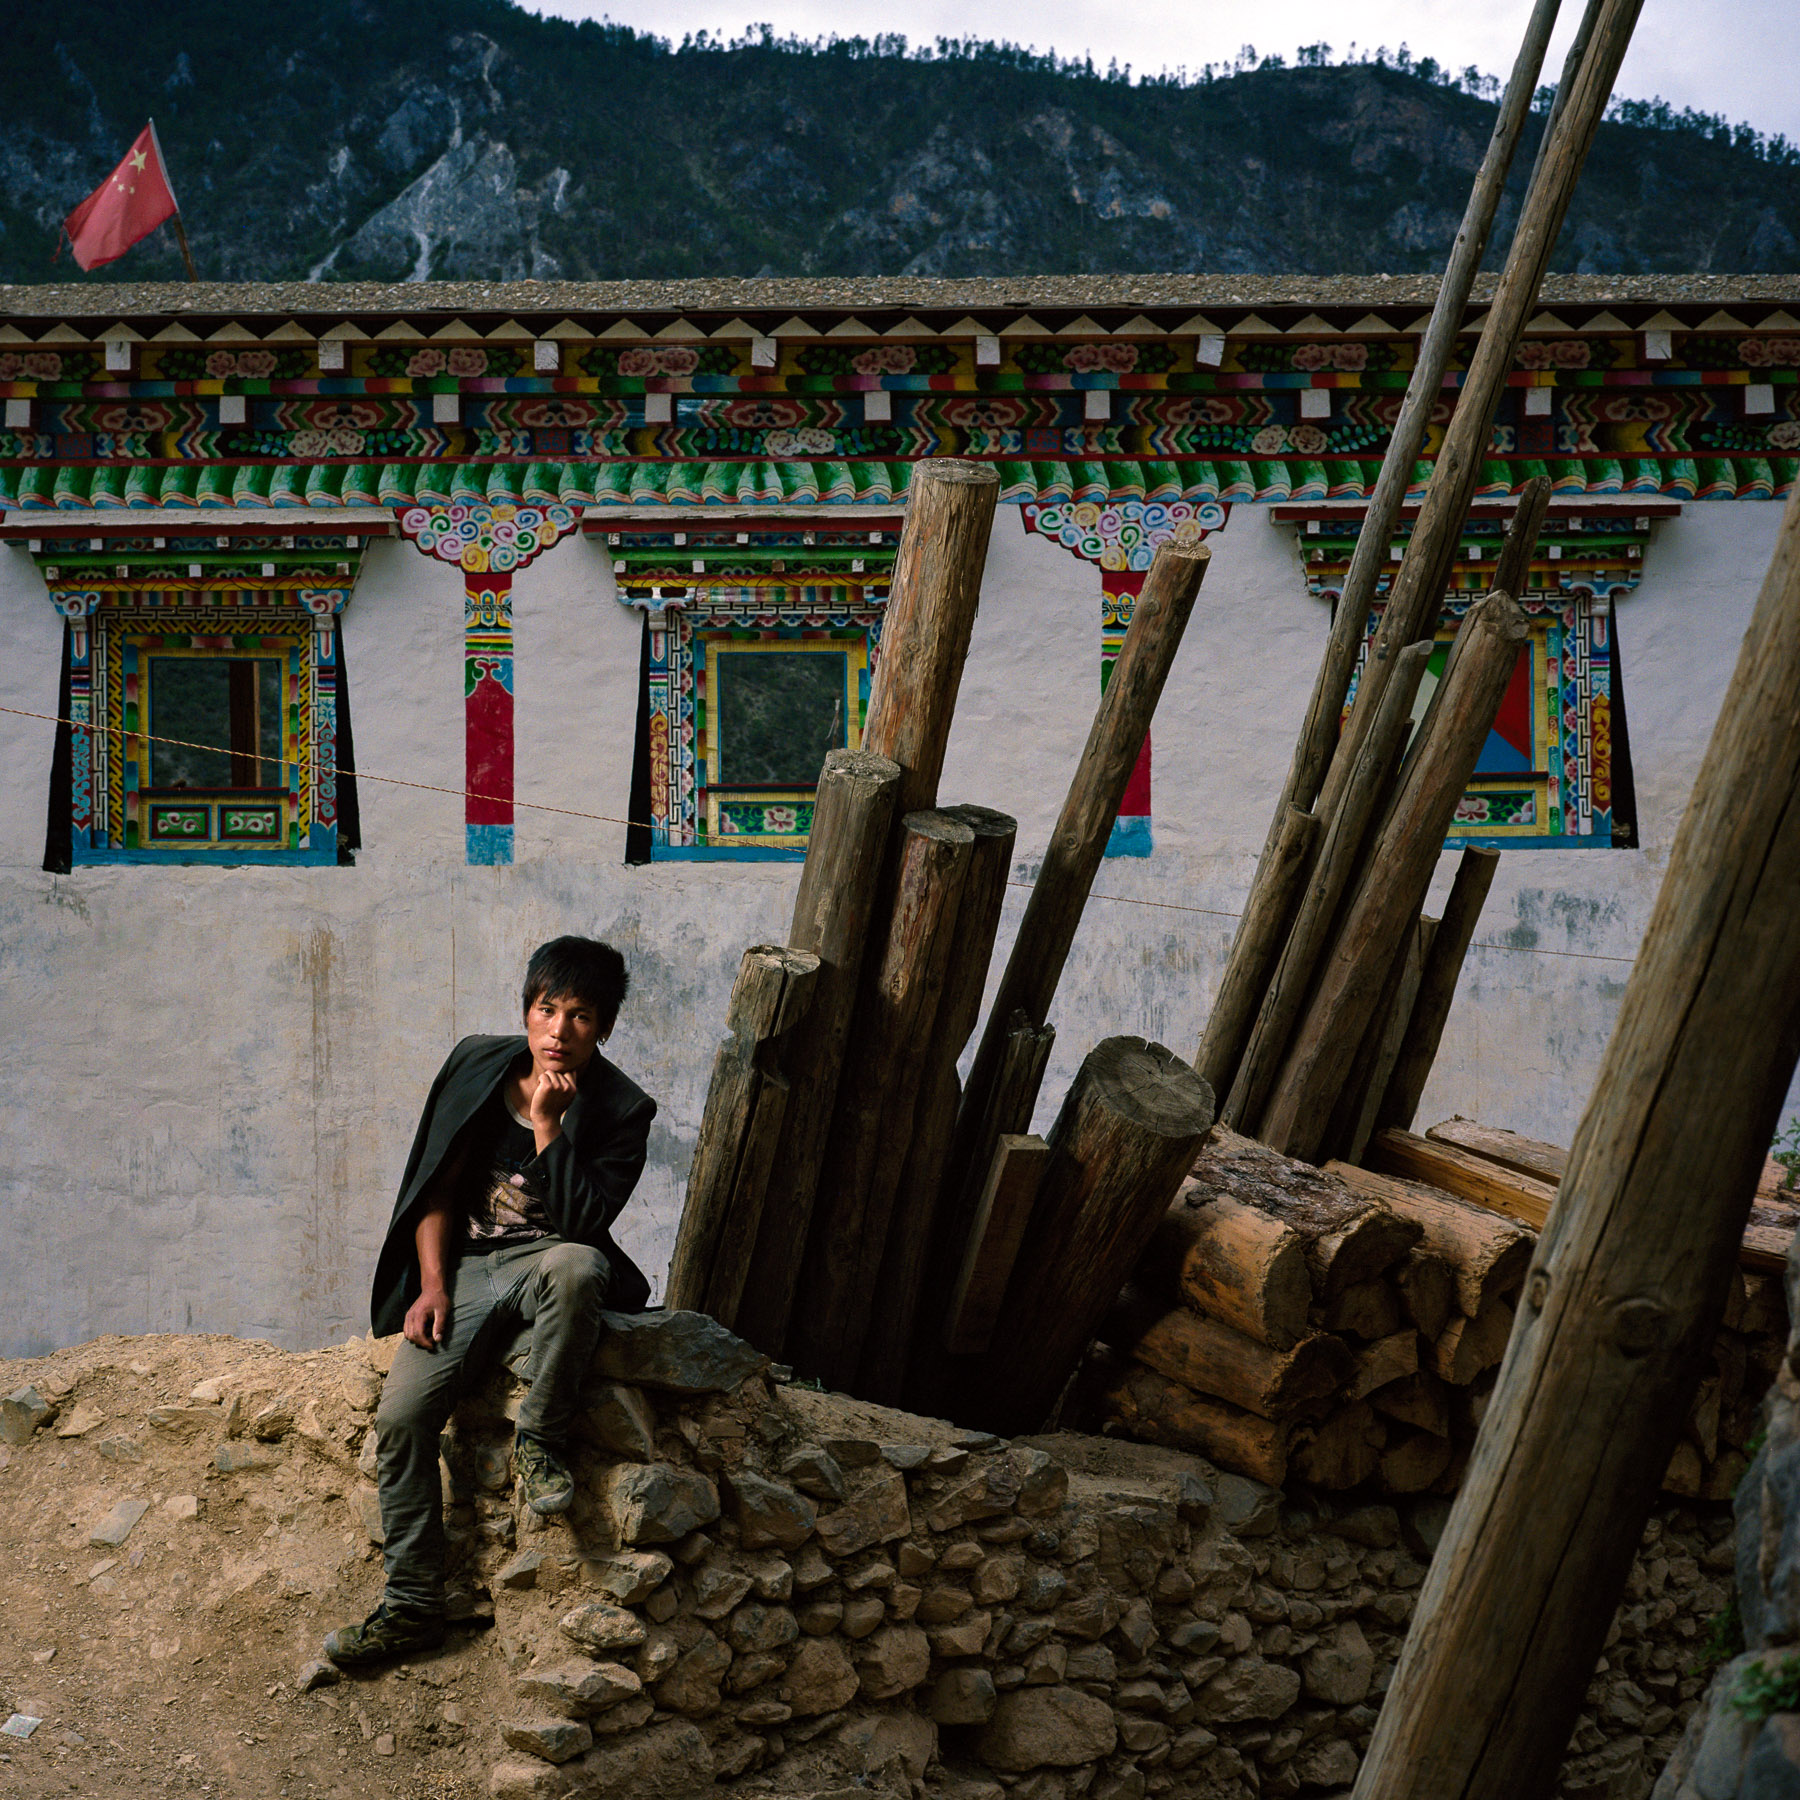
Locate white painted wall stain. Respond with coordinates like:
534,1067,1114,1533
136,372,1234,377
0,502,1793,1356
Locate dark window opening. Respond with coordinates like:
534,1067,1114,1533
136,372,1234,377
716,649,848,787
1608,600,1639,848
150,657,282,790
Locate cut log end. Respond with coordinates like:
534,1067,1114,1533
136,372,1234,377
1086,1037,1217,1139
912,457,1001,487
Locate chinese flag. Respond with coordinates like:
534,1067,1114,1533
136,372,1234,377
62,123,180,271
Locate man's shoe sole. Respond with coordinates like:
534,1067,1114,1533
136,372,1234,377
526,1485,575,1517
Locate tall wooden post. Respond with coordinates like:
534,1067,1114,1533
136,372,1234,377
861,458,999,814
858,804,1018,1404
1350,475,1800,1800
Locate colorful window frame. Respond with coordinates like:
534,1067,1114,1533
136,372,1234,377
58,592,351,866
1349,589,1624,848
646,588,883,859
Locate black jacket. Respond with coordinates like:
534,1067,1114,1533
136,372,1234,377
369,1033,656,1335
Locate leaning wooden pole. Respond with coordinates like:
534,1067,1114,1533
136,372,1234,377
1203,0,1562,1100
1318,0,1644,822
955,540,1210,1166
1223,640,1432,1134
1260,591,1530,1161
1350,467,1800,1800
1376,845,1502,1134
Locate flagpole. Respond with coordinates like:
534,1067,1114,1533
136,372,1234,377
171,212,198,283
147,119,197,282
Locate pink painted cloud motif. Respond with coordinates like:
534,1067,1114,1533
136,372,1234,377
1292,343,1330,371
941,397,1028,430
656,346,700,375
1742,338,1800,367
1330,343,1368,371
1771,422,1800,450
1097,343,1138,372
852,345,916,375
18,352,63,379
1251,425,1289,455
406,348,448,378
1064,343,1105,372
617,348,658,376
447,347,488,376
1288,424,1329,455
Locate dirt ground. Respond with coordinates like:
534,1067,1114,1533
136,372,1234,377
0,1333,503,1800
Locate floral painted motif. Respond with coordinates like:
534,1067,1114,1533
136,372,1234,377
1235,341,1399,374
583,345,740,379
155,347,310,382
0,349,100,382
724,398,808,429
1738,338,1800,367
1013,341,1180,376
794,344,958,378
367,345,525,380
765,427,838,457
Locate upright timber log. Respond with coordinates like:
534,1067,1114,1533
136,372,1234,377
858,803,1018,1404
963,1035,1216,1437
732,748,901,1356
788,809,975,1388
664,945,820,1327
1351,439,1800,1800
859,458,999,813
1202,0,1562,1103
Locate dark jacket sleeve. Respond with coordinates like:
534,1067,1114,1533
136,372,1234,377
529,1083,656,1249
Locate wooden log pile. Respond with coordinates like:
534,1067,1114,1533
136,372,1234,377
670,457,1217,1435
1077,1123,1792,1501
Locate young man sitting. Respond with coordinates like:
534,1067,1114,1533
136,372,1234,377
325,935,656,1668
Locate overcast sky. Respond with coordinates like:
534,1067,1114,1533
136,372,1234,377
518,0,1800,142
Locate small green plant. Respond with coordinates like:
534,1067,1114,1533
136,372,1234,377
1773,1117,1800,1192
1731,1652,1800,1721
1700,1597,1745,1674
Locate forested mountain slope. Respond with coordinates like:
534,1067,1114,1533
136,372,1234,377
4,0,1796,283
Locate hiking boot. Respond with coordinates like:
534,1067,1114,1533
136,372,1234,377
323,1602,446,1669
514,1433,575,1515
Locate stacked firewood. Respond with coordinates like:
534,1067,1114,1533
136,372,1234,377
667,459,1217,1436
1079,1124,1791,1501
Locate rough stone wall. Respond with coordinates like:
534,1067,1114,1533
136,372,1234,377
364,1312,1729,1800
1653,1249,1800,1800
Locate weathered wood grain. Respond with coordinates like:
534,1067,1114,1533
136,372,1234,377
665,945,819,1317
733,748,901,1358
962,1036,1216,1436
788,808,975,1388
942,1133,1052,1355
1355,373,1800,1800
860,458,999,815
1260,592,1530,1160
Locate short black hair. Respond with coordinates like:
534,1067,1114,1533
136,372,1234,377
522,937,629,1033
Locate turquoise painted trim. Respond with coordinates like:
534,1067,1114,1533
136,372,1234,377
1450,834,1627,851
467,824,514,865
1105,816,1154,858
72,845,338,867
652,845,808,862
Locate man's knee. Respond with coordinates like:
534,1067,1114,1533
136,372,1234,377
540,1241,610,1298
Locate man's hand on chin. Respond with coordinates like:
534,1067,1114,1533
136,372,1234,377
404,1287,452,1350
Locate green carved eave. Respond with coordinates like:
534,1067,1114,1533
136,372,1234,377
0,455,1794,514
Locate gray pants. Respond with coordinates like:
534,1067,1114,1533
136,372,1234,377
374,1236,610,1612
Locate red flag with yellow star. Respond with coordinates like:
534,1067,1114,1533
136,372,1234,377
62,123,181,271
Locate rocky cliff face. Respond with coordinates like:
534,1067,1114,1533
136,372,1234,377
3,0,1797,285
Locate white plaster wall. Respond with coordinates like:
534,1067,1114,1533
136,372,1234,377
0,499,1794,1358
